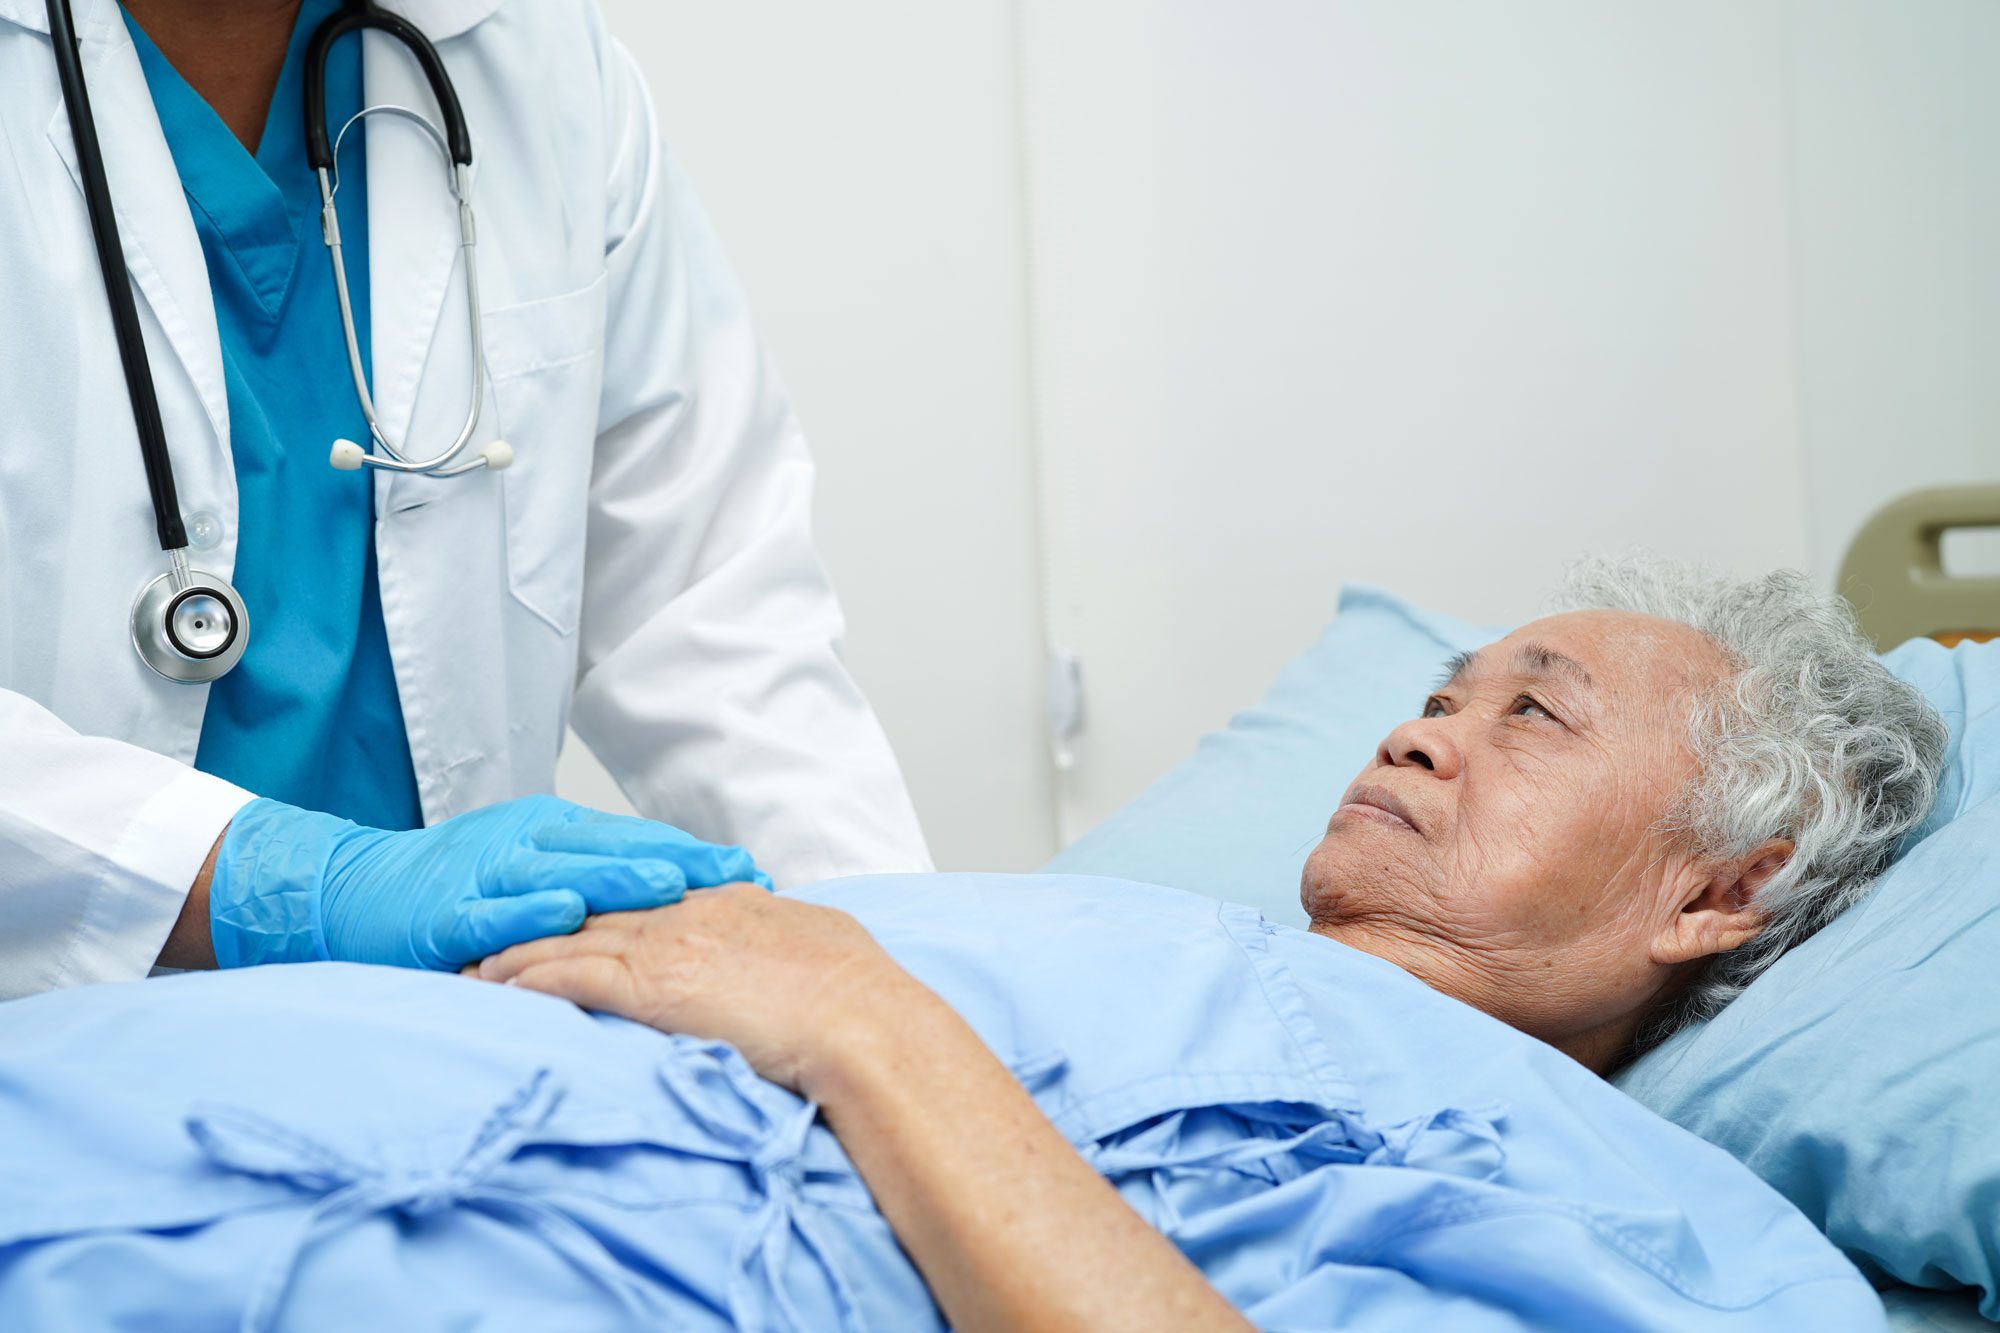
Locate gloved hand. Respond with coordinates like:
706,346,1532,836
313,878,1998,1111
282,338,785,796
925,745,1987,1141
207,795,772,972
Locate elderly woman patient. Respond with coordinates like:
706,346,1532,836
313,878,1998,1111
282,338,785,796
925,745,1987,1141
0,559,1944,1332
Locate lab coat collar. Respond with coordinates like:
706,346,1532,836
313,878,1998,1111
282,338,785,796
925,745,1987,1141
38,0,232,459
0,0,504,41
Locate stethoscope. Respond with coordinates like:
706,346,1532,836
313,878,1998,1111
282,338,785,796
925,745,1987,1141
44,0,511,685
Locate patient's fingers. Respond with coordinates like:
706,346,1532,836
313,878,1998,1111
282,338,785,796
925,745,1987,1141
480,930,588,982
477,910,641,981
511,955,640,1019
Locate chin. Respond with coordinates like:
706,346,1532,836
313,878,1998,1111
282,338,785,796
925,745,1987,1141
1300,843,1367,919
1302,835,1431,921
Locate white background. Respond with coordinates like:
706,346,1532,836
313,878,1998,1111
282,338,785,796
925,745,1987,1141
565,0,1057,870
565,0,2000,868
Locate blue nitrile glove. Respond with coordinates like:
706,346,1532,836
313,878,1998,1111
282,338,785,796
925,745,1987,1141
207,795,773,971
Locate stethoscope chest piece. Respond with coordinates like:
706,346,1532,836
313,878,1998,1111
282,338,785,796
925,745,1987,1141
131,562,249,683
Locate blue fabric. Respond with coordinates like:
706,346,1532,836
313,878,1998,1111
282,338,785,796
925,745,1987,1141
1877,636,2000,844
127,1,423,830
0,875,1881,1330
1043,584,2000,1314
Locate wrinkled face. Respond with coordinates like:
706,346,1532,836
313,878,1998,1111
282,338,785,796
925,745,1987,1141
1302,610,1738,1047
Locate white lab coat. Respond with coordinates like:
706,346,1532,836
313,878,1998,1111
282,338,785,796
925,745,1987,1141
0,0,932,999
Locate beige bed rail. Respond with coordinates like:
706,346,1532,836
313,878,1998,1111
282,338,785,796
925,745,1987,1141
1838,483,2000,650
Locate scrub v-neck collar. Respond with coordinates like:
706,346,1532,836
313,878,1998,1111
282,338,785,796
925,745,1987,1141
122,0,349,320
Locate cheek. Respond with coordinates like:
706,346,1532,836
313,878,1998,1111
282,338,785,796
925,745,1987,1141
1449,750,1647,931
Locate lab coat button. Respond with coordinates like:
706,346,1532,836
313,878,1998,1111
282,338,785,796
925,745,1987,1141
185,511,223,550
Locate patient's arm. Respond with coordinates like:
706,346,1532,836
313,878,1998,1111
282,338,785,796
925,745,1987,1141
804,986,1250,1333
478,888,1250,1333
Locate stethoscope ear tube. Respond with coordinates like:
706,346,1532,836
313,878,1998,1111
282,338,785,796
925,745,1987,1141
43,0,188,554
304,4,499,479
304,0,473,171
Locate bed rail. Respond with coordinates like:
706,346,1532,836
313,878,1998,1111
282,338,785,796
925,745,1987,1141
1838,483,2000,650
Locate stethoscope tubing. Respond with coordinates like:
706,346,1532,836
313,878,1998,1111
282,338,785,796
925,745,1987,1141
44,0,188,554
308,0,505,477
305,0,472,171
317,125,492,475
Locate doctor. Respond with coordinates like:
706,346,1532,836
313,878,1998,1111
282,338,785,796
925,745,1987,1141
0,0,932,1000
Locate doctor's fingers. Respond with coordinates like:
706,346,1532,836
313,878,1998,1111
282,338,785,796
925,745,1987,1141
488,851,688,912
449,890,589,964
529,817,766,888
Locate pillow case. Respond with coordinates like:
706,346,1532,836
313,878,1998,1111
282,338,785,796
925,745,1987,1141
1615,791,2000,1314
1877,634,2000,841
1045,586,2000,1311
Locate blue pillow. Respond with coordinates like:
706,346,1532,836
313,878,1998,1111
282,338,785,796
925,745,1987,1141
1047,587,2000,1312
1878,635,2000,842
1046,587,1498,926
1616,792,2000,1314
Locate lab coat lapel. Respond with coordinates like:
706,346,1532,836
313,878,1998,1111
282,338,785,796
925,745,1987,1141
359,5,513,822
360,24,464,517
40,0,230,481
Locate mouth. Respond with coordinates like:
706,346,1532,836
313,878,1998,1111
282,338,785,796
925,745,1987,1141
1334,783,1422,834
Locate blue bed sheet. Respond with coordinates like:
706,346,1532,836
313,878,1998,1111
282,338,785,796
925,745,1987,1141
0,875,1884,1331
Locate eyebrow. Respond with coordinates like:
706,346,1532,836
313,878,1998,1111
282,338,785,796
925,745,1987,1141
1435,649,1479,690
1514,642,1596,691
1433,643,1596,692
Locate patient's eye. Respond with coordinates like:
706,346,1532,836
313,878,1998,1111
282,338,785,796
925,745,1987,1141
1421,696,1448,719
1511,695,1553,721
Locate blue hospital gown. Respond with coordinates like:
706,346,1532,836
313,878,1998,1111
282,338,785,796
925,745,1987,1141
0,875,1883,1331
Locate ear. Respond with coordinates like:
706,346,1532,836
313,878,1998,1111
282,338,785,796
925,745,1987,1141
1650,839,1792,967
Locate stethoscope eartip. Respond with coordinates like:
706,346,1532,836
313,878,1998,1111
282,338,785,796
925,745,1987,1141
329,439,368,471
481,439,514,472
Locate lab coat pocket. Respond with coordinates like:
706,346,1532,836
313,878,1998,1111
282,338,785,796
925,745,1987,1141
483,275,609,636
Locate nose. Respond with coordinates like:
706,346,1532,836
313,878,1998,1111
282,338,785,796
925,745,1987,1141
1378,716,1464,780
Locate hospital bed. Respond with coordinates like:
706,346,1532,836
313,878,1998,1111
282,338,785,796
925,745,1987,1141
1839,482,2000,652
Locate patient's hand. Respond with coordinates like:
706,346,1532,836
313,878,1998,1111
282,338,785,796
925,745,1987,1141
487,886,1252,1333
476,885,938,1095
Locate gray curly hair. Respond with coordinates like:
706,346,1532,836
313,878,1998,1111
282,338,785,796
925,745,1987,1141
1556,555,1948,1050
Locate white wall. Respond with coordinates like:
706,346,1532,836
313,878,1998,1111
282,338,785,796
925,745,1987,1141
1018,0,1816,838
569,1,1997,868
1783,0,2000,582
561,0,1058,870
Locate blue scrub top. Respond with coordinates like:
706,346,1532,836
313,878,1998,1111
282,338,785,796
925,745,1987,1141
125,1,423,831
